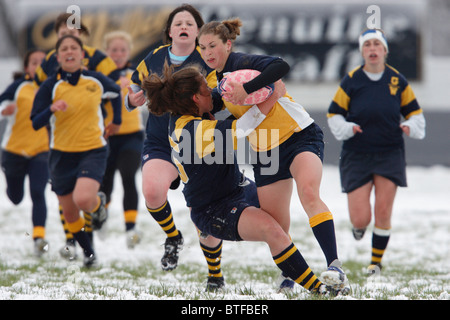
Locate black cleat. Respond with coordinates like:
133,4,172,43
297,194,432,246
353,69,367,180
161,232,184,271
206,276,225,292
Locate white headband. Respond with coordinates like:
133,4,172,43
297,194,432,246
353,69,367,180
359,29,388,53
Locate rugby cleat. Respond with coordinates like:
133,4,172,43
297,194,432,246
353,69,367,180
161,232,184,271
83,253,98,268
34,238,49,257
276,274,295,293
352,227,366,240
367,263,382,277
206,276,225,292
126,228,142,249
59,239,77,260
91,192,108,230
311,283,331,296
321,259,350,296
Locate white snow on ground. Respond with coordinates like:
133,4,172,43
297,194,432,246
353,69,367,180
0,164,448,300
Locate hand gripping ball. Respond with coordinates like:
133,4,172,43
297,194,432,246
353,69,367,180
217,69,274,105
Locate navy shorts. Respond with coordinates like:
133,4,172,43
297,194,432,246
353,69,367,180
339,148,407,193
49,147,108,196
141,138,173,166
142,113,174,167
141,135,181,190
190,189,250,241
252,122,324,187
108,131,144,161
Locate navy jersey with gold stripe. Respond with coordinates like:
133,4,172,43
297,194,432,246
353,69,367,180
327,64,423,153
130,44,217,152
168,114,242,208
31,68,122,152
35,45,120,86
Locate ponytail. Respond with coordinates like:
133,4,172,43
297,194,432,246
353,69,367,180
199,17,242,44
143,61,204,116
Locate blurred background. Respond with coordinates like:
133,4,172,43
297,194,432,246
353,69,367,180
0,0,448,166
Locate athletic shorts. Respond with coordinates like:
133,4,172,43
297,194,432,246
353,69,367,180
108,131,144,162
49,147,108,196
190,188,250,241
339,148,407,193
1,150,49,178
252,122,324,187
141,134,181,190
141,138,173,166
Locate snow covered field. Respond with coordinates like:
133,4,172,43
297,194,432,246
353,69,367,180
0,164,448,302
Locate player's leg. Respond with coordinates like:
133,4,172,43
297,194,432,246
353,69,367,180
117,149,142,248
237,206,327,294
199,235,224,291
142,159,183,270
347,181,373,240
58,190,97,268
368,174,397,274
28,152,49,256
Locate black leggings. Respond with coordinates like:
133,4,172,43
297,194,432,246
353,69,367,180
1,150,49,227
100,131,143,211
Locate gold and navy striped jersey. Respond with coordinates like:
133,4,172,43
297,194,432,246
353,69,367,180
131,44,216,88
34,45,120,86
130,44,217,150
0,75,49,157
327,64,423,152
168,114,242,208
104,66,143,135
31,68,122,152
216,52,314,152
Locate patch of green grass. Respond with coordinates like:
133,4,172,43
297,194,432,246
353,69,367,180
0,254,447,300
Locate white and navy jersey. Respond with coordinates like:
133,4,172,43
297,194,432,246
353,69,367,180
31,68,122,152
327,64,424,153
0,75,49,157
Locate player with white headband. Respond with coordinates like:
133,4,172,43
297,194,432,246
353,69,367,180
327,28,425,276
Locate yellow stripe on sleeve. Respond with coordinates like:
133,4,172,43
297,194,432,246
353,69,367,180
332,87,350,111
401,85,417,107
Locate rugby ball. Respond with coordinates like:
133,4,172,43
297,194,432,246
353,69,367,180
217,69,274,105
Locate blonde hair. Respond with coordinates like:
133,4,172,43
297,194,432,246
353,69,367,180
103,30,133,51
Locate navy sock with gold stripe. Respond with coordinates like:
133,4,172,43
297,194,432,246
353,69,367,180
371,227,391,266
147,200,181,239
200,241,223,279
309,211,338,266
59,205,74,243
273,243,322,292
67,217,94,258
